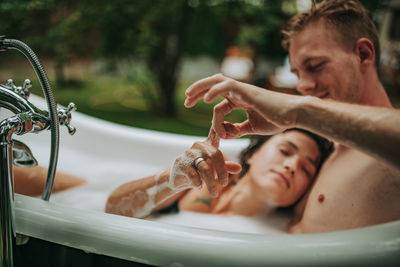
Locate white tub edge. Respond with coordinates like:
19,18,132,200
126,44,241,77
15,194,400,267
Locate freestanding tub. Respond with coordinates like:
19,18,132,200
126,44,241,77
7,95,400,266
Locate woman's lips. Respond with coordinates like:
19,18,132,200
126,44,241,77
271,170,290,188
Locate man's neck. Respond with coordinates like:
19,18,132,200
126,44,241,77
359,71,392,108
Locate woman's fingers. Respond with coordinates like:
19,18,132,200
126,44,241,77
178,140,243,197
209,149,229,187
195,158,219,197
206,129,229,185
192,140,228,188
206,128,220,148
171,154,202,189
225,161,242,174
187,166,202,188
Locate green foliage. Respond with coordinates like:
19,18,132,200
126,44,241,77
124,62,160,111
0,0,288,116
0,0,386,125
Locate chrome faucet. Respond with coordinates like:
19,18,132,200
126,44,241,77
0,37,76,267
12,139,38,168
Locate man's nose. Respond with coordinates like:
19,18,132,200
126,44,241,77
296,76,316,95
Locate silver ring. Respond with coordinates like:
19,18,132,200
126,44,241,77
193,157,206,170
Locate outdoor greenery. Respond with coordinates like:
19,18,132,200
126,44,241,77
0,0,385,136
27,76,247,136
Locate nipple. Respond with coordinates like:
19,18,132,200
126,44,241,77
318,194,325,203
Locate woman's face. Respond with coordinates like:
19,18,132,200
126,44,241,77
247,131,320,207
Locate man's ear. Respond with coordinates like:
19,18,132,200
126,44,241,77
354,38,375,72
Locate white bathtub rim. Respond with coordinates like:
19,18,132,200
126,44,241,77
15,194,400,267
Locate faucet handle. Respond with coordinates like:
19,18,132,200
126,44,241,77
58,102,77,135
5,78,31,100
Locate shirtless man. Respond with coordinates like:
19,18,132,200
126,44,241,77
184,0,400,233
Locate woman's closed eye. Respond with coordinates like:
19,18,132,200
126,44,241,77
279,146,295,157
301,165,313,179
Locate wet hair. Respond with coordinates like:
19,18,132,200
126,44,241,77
238,129,334,179
281,0,380,69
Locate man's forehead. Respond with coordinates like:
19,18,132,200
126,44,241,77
288,22,339,67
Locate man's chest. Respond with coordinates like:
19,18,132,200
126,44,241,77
292,147,400,232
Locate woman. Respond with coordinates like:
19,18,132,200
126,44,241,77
105,128,333,218
14,165,86,197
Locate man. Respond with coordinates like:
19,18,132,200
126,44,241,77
184,0,400,233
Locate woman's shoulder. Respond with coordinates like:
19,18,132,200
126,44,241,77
178,180,236,213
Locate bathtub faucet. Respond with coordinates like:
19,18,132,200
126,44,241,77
0,36,76,267
0,79,76,134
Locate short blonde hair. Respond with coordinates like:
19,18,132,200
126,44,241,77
281,0,380,68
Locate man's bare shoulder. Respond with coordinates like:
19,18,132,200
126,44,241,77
289,146,400,233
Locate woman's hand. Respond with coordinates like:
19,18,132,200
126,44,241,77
170,129,241,197
184,74,299,139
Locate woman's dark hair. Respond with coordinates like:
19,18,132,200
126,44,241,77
239,128,334,178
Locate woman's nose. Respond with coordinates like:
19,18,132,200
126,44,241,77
284,165,295,176
285,155,302,175
296,76,316,96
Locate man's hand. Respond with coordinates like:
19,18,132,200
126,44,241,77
185,74,297,139
211,99,282,139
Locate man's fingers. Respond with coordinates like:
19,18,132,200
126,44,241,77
184,74,227,107
222,122,243,139
185,74,225,96
184,90,208,108
203,79,236,103
212,100,234,138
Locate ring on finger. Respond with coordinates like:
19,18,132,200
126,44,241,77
193,157,206,171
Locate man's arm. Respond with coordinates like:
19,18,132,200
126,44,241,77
185,74,400,169
295,97,400,169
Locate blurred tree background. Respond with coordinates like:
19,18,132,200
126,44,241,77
0,0,385,136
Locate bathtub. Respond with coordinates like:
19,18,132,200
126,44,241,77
8,95,400,266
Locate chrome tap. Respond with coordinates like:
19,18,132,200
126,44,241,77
0,79,76,134
0,36,76,267
12,139,38,168
0,79,76,267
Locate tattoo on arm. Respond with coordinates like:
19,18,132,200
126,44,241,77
194,197,211,207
